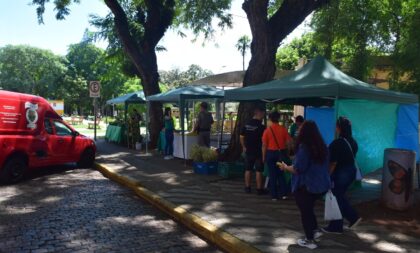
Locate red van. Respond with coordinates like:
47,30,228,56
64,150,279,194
0,90,96,184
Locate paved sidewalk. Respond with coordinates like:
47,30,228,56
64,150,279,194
96,140,420,253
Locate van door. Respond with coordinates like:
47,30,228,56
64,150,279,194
51,120,77,163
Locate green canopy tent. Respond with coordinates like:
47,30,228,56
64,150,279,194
147,85,225,160
225,56,416,105
224,56,419,175
106,91,146,122
106,91,146,147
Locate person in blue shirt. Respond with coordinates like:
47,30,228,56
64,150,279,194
163,107,175,160
278,120,331,250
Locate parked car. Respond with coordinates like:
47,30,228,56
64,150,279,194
0,90,96,184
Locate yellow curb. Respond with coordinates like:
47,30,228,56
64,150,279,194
95,162,262,253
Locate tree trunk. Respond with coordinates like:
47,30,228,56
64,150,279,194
223,0,330,160
140,51,163,148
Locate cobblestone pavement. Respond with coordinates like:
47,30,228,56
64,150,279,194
0,167,220,253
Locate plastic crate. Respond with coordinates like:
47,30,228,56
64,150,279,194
193,162,218,175
218,162,245,178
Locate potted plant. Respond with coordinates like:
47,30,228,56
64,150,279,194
190,145,218,175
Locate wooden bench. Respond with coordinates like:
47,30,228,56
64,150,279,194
87,119,101,129
71,116,84,125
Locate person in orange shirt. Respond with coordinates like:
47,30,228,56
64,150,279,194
262,111,292,200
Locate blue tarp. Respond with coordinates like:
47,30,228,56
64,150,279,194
395,104,420,161
337,99,399,174
305,107,335,145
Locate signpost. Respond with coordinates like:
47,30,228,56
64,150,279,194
89,81,101,141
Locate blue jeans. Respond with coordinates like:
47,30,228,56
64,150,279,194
327,165,359,232
164,130,174,156
266,150,289,199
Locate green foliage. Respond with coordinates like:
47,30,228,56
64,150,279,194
189,144,204,162
276,33,322,70
202,148,218,162
310,0,420,83
65,40,131,114
236,35,251,70
0,45,68,98
159,64,212,89
189,144,218,162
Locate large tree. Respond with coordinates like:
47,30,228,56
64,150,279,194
66,39,130,114
224,0,330,159
0,45,68,98
159,64,213,89
32,0,232,146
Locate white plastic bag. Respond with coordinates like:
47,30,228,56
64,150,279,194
324,190,342,221
355,163,363,181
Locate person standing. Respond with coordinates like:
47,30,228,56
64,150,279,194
262,111,292,200
278,120,331,249
194,102,214,147
240,106,266,195
289,115,304,139
322,116,362,234
163,107,175,160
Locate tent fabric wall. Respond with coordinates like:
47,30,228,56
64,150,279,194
395,104,419,161
305,107,335,145
337,99,399,174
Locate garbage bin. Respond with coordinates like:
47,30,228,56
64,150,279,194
382,148,416,211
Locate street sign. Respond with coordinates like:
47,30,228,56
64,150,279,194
89,81,101,98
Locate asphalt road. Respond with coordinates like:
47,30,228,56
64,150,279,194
0,166,220,253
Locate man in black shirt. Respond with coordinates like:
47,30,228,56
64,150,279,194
240,106,266,194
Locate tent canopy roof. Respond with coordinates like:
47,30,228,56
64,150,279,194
106,91,146,105
146,85,224,103
224,56,418,104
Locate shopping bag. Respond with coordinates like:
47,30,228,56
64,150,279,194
324,190,342,221
355,163,363,181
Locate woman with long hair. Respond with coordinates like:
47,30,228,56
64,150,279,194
278,121,331,249
262,111,292,200
322,116,362,233
163,107,174,160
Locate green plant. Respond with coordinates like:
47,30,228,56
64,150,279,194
202,148,218,162
189,144,204,162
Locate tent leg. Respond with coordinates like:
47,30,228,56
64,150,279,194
145,102,149,155
219,102,226,151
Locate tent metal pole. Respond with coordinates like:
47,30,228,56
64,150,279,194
180,98,186,163
219,101,226,151
145,101,149,155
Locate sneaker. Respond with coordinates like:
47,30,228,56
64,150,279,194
348,217,362,230
314,230,323,240
271,198,279,201
297,238,318,249
320,227,343,235
244,187,251,194
164,156,170,160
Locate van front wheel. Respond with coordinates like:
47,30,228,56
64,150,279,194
0,157,27,184
77,148,95,168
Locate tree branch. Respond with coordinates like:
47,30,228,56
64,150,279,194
242,0,270,41
104,0,145,76
143,0,175,50
269,0,330,46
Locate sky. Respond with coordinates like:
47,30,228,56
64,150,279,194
0,0,312,73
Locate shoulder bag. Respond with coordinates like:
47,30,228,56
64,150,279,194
342,137,363,181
